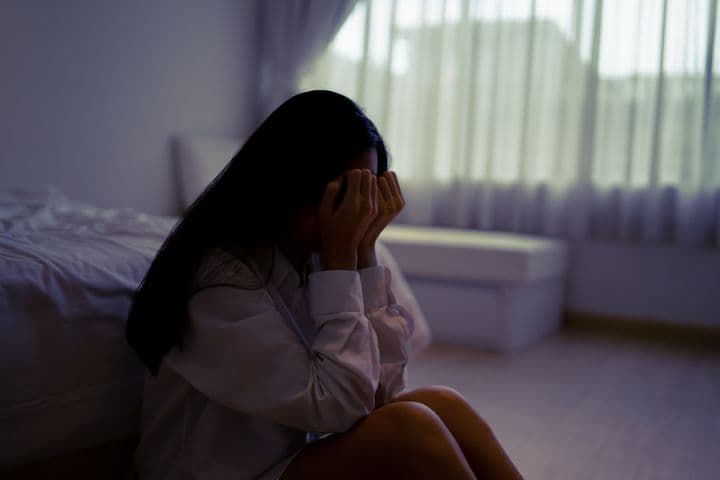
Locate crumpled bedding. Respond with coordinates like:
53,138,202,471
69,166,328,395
0,187,177,320
0,187,177,468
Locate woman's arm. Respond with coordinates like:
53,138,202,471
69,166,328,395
356,171,413,405
166,268,380,434
359,264,414,406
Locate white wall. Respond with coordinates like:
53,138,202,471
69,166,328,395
567,241,720,328
0,0,258,215
1,2,716,329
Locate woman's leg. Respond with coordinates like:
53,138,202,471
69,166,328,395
280,401,476,480
393,386,523,480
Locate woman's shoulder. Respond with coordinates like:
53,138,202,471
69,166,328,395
192,244,272,292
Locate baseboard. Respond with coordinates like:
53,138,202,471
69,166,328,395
564,310,720,348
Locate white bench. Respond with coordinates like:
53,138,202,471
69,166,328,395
379,225,568,350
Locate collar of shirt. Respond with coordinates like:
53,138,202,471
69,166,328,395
269,247,321,292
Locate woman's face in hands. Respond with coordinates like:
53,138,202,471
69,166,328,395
288,149,379,260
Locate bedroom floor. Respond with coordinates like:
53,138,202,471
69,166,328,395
406,329,720,480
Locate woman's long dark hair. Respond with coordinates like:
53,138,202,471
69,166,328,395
127,90,389,375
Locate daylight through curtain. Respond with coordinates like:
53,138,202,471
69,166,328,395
301,0,720,246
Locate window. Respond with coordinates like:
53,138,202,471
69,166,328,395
301,0,719,190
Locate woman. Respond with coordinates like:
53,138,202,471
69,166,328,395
127,90,522,480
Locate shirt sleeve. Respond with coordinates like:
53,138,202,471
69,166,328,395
359,265,415,406
165,269,381,434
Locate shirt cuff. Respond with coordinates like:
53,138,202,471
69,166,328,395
307,270,364,317
359,265,390,311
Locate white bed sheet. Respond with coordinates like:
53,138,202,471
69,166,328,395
0,187,177,468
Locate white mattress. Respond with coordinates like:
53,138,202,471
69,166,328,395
0,187,431,469
0,187,177,469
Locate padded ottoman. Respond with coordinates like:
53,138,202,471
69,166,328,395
379,225,568,350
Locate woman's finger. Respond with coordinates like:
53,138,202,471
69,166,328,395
369,175,378,217
383,171,402,210
345,169,362,201
319,177,342,216
378,179,393,217
378,176,392,205
359,169,372,198
390,171,404,200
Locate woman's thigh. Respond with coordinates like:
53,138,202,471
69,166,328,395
392,386,523,480
280,400,476,480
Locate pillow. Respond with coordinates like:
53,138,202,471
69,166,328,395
174,135,243,209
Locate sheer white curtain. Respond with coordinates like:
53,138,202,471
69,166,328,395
301,0,720,247
256,0,355,119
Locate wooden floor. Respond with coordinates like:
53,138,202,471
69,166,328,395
407,329,720,480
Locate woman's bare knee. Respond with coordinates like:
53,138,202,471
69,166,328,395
367,401,451,450
396,385,467,407
392,388,522,479
395,386,493,434
283,401,475,480
366,401,474,477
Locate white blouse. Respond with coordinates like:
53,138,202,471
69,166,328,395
134,245,415,480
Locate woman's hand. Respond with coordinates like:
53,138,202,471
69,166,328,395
358,171,405,268
318,169,378,270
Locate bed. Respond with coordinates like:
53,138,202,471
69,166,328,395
0,182,431,478
0,187,174,478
